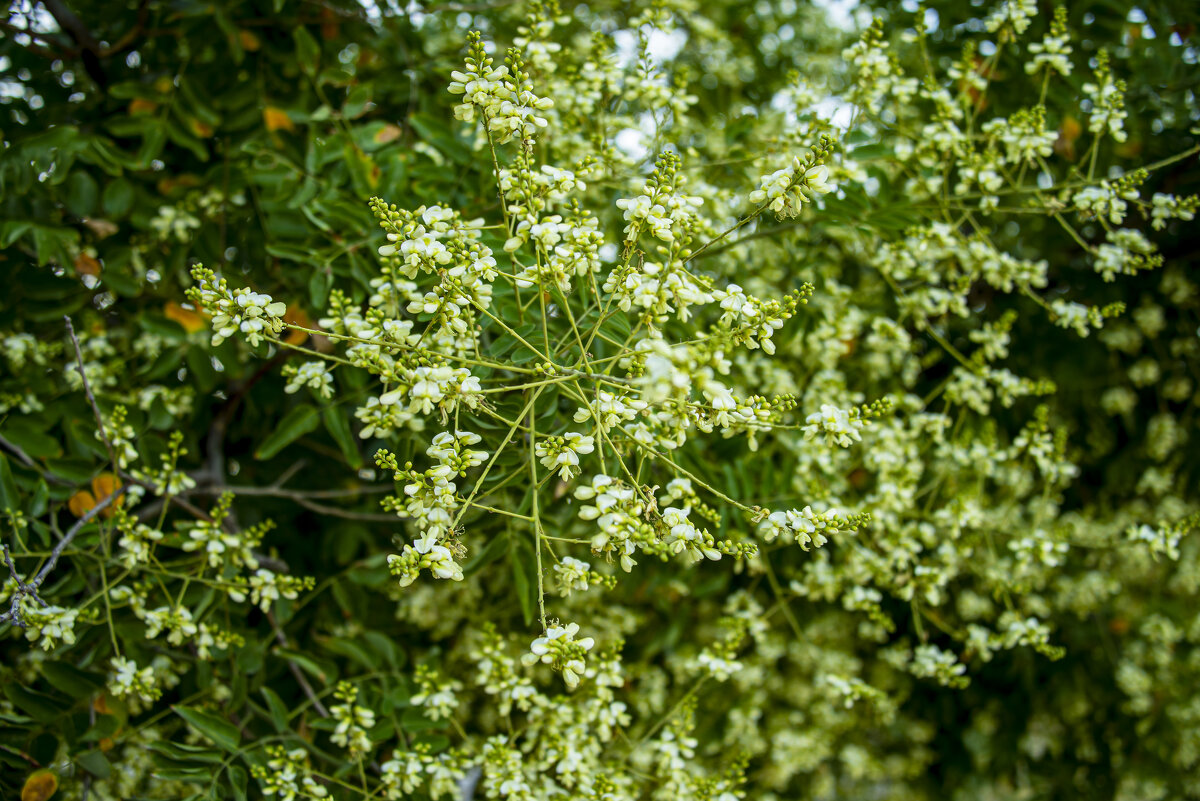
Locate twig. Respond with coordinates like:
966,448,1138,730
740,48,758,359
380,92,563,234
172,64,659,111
171,482,397,523
65,316,118,471
0,434,74,487
0,434,37,469
0,487,126,627
268,610,330,717
124,475,290,573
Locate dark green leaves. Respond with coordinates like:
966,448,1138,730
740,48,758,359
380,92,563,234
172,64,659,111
323,404,363,469
255,405,321,460
172,706,241,754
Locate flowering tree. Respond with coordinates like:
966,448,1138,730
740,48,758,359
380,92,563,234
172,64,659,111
2,1,1199,800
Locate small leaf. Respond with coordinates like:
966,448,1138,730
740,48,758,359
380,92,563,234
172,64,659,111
323,637,377,670
68,490,97,518
255,405,321,460
463,534,508,576
164,301,207,333
293,27,320,76
0,454,20,511
146,741,223,764
173,706,241,754
41,662,105,700
3,684,69,723
21,770,57,801
101,178,135,217
259,687,290,734
229,765,249,801
263,107,295,133
75,750,111,779
373,123,403,145
322,406,362,469
510,539,537,626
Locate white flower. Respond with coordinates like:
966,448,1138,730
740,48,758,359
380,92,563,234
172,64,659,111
803,404,864,448
535,432,595,481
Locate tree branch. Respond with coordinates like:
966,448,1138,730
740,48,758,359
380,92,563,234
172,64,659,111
1,486,126,628
65,316,118,472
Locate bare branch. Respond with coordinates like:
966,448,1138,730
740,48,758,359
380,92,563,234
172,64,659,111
0,434,74,487
0,487,125,627
268,610,330,718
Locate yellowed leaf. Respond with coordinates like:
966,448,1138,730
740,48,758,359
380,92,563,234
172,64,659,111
283,304,313,345
129,97,158,115
373,123,403,145
68,490,97,518
91,473,122,501
165,301,207,334
263,107,295,132
74,253,102,277
189,118,214,138
22,770,57,801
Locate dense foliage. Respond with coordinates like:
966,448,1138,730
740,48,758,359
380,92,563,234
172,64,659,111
2,1,1199,799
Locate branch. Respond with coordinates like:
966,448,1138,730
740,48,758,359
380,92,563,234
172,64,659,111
0,434,74,487
39,0,107,85
268,610,330,718
0,486,126,628
0,434,37,470
65,316,118,472
97,0,149,57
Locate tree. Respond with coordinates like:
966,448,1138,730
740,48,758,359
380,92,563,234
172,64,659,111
2,1,1199,799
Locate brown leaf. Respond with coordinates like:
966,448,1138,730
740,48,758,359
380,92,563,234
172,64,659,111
21,771,57,801
68,490,97,518
373,123,403,145
283,304,314,345
263,107,295,132
74,253,102,277
189,118,215,138
165,301,207,334
128,98,157,115
82,218,119,239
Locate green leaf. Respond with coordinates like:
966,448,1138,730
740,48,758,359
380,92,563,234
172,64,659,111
309,266,333,310
102,177,134,218
260,687,290,734
275,649,329,683
137,125,166,167
65,171,99,217
464,533,509,576
255,405,321,460
2,684,68,723
0,425,61,459
146,741,224,765
322,405,362,468
151,767,211,783
80,714,121,743
401,706,444,732
0,454,19,512
76,749,112,779
294,27,320,76
229,765,249,801
510,538,537,626
361,630,405,669
323,637,378,670
173,706,241,754
41,662,105,699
